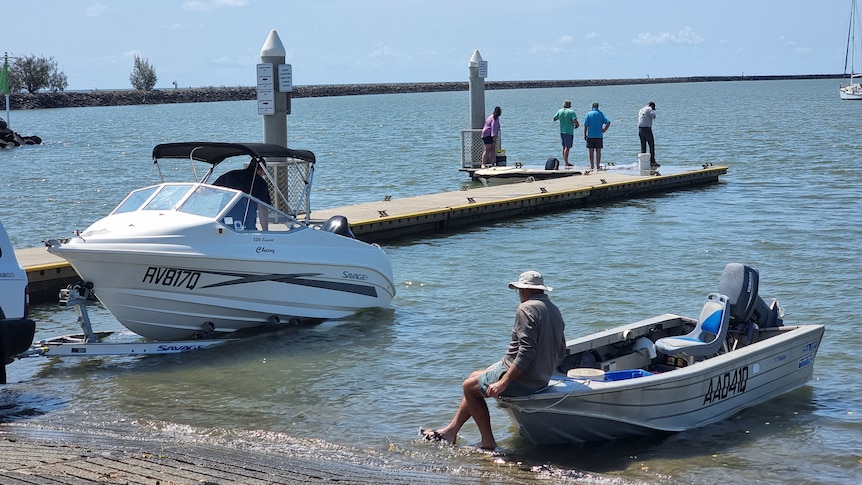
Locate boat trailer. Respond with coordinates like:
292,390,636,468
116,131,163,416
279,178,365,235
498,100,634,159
18,282,232,358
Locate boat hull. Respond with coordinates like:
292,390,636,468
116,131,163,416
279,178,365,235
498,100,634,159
49,217,395,340
840,83,862,100
498,318,824,445
474,166,581,186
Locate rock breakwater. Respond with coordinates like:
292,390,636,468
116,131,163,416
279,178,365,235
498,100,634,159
7,74,838,110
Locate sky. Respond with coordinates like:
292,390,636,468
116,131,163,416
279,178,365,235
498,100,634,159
0,0,853,91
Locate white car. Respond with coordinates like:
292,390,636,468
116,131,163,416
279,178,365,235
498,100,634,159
0,219,36,384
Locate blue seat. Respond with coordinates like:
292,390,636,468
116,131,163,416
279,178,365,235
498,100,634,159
655,293,730,358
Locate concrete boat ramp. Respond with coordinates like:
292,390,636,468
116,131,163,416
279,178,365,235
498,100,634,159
16,164,726,303
0,426,525,484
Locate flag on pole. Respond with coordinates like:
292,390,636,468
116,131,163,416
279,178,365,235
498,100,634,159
0,58,9,95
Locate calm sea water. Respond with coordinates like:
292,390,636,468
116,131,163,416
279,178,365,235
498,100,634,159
1,79,861,484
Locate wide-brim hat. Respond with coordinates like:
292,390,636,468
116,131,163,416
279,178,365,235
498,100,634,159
508,270,553,291
563,100,572,108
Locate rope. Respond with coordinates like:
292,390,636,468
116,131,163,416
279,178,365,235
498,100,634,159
503,378,593,414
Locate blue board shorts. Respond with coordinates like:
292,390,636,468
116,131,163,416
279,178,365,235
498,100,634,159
560,133,574,147
477,361,542,398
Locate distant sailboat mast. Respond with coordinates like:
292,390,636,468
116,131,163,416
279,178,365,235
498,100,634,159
841,0,862,99
846,0,857,79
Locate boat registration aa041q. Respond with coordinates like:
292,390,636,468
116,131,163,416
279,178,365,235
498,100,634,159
703,364,749,405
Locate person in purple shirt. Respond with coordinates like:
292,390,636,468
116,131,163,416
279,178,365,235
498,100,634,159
480,106,502,168
582,102,611,171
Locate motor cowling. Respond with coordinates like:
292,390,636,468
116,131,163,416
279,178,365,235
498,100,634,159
321,215,355,239
718,263,782,328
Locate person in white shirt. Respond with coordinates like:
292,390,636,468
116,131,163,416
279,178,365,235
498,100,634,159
638,102,658,167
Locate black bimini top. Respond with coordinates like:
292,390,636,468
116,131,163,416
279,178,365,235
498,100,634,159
152,142,316,166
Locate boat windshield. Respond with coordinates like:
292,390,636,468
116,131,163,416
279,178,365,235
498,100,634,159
111,183,298,232
111,183,225,215
144,184,195,211
112,186,160,214
178,185,241,218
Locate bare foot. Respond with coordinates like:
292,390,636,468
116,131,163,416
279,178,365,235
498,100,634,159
419,427,456,445
479,440,497,450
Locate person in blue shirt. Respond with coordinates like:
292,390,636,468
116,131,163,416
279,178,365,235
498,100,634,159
582,102,611,171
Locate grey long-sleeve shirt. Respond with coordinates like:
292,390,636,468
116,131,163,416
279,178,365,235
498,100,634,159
502,294,567,391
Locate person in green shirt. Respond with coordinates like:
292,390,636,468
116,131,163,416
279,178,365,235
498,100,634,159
553,100,580,168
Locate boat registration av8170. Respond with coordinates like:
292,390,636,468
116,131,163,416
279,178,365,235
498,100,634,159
143,267,202,290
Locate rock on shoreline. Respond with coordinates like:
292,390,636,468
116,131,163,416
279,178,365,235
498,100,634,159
0,116,42,148
7,74,838,110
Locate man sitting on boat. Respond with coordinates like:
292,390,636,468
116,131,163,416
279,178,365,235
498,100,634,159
421,270,567,450
213,158,271,230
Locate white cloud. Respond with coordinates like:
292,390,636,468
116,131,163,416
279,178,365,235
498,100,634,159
782,39,812,55
527,43,547,55
183,0,249,12
547,35,575,54
370,45,398,60
633,26,704,45
86,2,110,17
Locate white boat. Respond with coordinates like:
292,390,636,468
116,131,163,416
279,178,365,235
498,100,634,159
498,263,824,445
47,142,396,341
474,164,582,186
841,74,862,99
841,0,862,99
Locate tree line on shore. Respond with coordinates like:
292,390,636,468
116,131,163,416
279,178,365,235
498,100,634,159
3,53,157,95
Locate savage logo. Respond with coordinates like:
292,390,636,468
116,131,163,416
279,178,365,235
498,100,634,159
158,344,208,351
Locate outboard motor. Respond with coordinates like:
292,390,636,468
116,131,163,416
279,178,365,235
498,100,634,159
321,215,355,239
718,263,783,328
